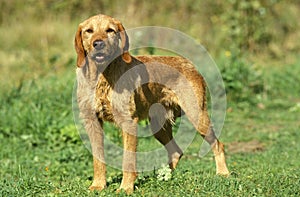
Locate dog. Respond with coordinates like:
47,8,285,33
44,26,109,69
74,14,229,194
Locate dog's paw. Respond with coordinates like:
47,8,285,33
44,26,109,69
89,184,106,191
116,185,134,194
169,152,183,170
216,169,230,177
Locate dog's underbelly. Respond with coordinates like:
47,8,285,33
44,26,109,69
94,79,182,124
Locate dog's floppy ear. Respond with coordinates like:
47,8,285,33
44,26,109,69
74,26,86,67
117,23,132,63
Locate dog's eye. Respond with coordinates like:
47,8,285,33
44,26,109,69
85,29,94,33
106,28,115,33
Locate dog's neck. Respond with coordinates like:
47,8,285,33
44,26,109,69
79,58,99,88
79,55,129,88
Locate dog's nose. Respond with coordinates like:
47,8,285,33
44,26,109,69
93,40,105,50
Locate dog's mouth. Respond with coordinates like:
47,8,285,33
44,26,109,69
93,52,106,63
91,49,120,65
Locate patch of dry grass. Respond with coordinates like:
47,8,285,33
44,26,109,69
0,18,77,90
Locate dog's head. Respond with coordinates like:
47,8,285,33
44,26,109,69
74,14,132,68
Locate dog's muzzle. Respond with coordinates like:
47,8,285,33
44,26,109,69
92,52,106,63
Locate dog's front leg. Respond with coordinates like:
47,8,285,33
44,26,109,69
83,118,106,191
118,119,138,194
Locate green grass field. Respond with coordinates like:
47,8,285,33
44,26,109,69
0,65,300,196
1,53,300,196
1,1,300,196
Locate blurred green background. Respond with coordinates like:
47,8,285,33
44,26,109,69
1,1,300,196
1,0,300,100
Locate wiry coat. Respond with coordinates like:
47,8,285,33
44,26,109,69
75,14,229,194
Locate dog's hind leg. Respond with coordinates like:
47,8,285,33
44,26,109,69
178,80,230,176
197,111,230,176
150,112,183,170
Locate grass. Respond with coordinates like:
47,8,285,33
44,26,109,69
1,58,300,196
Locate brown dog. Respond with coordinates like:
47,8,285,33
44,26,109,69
74,14,229,193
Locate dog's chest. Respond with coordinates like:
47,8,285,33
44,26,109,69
94,75,114,121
